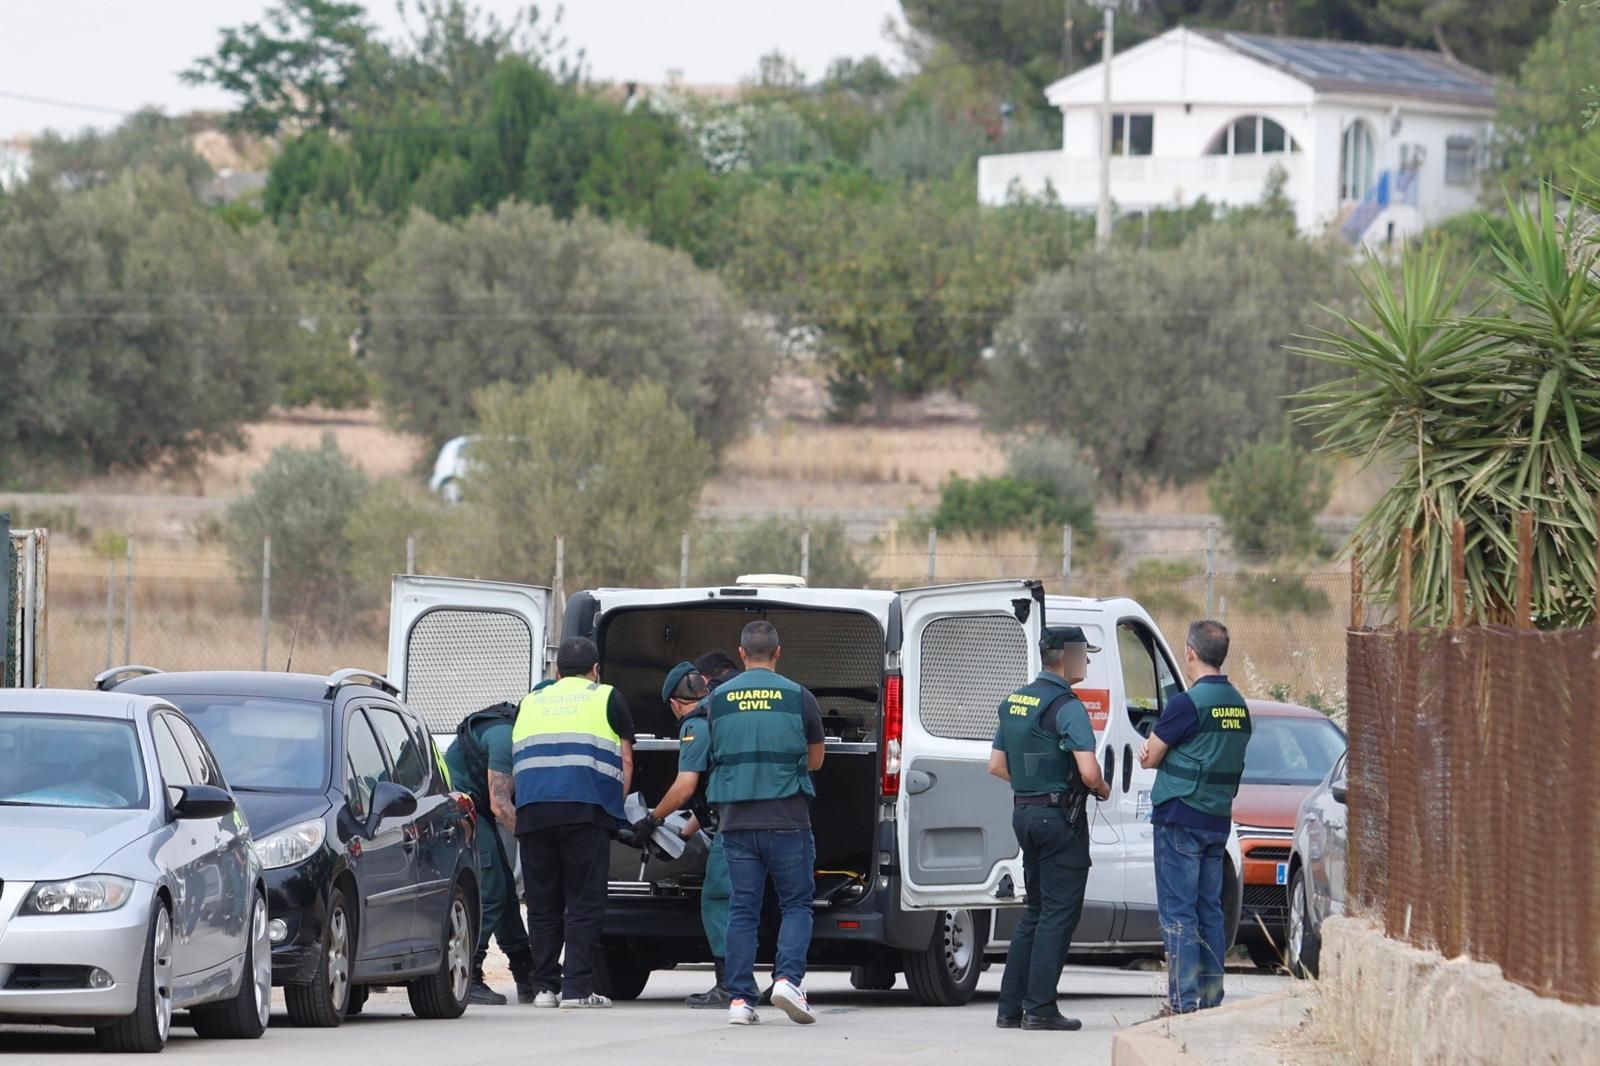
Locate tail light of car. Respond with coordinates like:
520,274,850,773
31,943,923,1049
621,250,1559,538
453,792,476,824
882,674,903,797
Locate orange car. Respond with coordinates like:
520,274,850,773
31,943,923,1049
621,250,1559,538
1232,700,1346,970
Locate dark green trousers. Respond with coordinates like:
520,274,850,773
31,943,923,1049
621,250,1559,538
701,833,730,959
998,805,1090,1018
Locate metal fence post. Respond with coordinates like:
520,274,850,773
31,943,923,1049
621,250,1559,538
927,528,938,584
554,535,566,620
122,536,134,664
1204,524,1217,617
800,527,811,582
680,531,690,587
1062,525,1073,595
104,556,116,670
260,536,272,671
405,535,416,576
0,512,10,686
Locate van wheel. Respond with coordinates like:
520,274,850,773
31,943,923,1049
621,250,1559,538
902,910,983,1007
849,964,897,991
592,945,651,1001
1286,870,1321,979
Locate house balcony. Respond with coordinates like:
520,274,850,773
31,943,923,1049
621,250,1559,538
977,149,1303,213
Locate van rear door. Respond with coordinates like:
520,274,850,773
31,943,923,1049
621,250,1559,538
386,575,553,738
895,580,1042,910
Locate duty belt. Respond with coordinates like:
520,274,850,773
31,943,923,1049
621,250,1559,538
1014,791,1087,823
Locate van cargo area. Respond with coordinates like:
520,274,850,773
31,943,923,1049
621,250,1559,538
597,603,885,895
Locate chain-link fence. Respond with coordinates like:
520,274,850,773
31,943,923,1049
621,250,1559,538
1346,625,1599,1006
43,522,1350,711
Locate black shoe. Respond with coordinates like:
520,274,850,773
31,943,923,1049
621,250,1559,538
1021,1013,1083,1031
686,984,735,1009
469,980,508,1006
996,1015,1022,1030
516,981,537,1005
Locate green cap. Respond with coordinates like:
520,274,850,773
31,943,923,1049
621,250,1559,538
1042,625,1101,653
661,662,708,703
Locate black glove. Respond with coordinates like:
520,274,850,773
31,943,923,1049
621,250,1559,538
630,813,662,841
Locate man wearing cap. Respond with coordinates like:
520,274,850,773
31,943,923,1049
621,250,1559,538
630,659,737,1008
989,625,1112,1032
512,636,636,1009
1139,619,1252,1015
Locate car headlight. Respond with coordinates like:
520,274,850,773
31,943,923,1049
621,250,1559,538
24,875,135,915
255,820,326,870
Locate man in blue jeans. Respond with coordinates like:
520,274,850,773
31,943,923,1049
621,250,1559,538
706,620,826,1026
1139,619,1252,1014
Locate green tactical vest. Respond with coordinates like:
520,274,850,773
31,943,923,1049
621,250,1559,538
997,676,1085,798
1150,679,1253,819
706,667,815,805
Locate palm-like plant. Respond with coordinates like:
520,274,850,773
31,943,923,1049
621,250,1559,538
1295,183,1600,627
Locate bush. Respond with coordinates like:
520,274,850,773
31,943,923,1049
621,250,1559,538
699,515,870,588
1233,573,1332,616
930,475,1095,538
345,479,471,589
1004,434,1100,504
1207,438,1332,558
226,436,371,627
1126,559,1203,620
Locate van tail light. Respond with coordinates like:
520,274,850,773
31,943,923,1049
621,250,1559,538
882,674,903,797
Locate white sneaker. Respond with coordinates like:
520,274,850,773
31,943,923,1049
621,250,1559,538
728,999,761,1025
533,991,559,1008
770,980,818,1024
559,993,612,1009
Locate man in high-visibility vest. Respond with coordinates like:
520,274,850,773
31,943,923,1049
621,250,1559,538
1140,619,1252,1015
513,637,636,1009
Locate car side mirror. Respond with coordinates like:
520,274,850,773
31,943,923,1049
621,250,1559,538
173,784,236,821
364,781,418,837
1330,782,1348,805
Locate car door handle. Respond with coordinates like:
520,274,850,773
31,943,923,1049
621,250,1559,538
1102,747,1114,787
1122,744,1134,793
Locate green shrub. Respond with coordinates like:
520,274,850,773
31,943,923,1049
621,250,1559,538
1126,559,1203,620
345,480,471,589
930,475,1095,538
1232,573,1332,616
699,515,870,588
1004,434,1100,504
1207,438,1331,558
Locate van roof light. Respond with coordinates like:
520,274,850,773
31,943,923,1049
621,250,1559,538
735,574,808,588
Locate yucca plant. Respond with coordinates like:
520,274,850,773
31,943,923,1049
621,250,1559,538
1294,182,1600,628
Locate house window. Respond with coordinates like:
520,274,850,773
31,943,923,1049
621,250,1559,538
1340,119,1376,202
1445,137,1477,185
1203,115,1299,156
1110,113,1154,156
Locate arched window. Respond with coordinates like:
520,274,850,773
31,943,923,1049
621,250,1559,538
1340,119,1375,202
1204,115,1299,156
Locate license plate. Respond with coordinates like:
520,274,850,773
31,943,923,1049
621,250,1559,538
1275,862,1289,886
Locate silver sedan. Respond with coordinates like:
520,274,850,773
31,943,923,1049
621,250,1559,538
0,690,270,1052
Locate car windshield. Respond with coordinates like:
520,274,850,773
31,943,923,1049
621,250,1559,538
168,696,331,792
1242,715,1347,786
0,714,148,810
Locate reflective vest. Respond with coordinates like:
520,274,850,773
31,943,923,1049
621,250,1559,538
996,676,1085,797
706,667,814,805
1151,679,1252,819
511,676,624,819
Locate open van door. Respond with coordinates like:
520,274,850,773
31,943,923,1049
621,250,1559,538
895,580,1042,910
387,575,553,738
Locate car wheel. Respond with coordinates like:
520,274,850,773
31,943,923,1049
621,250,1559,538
286,887,352,1027
408,881,474,1019
1222,859,1243,950
193,892,272,1039
902,909,983,1007
849,963,897,991
1286,869,1321,979
592,944,651,1001
97,903,173,1053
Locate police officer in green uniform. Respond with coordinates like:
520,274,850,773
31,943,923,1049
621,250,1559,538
990,626,1113,1032
1139,619,1252,1014
443,701,538,1005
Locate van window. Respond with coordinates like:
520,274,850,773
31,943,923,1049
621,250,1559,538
1118,620,1180,736
405,609,534,734
918,614,1031,740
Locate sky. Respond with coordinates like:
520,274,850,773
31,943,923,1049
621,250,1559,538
0,0,906,139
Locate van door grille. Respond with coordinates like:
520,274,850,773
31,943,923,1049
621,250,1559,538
406,610,534,733
918,615,1030,740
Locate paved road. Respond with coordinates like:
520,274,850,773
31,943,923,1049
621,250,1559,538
1,965,1292,1065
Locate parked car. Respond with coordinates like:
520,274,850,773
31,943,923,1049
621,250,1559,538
1286,751,1348,977
381,574,1245,1006
98,667,479,1027
1231,701,1347,970
0,690,270,1053
428,435,477,503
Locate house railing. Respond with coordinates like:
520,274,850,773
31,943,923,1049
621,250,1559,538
1340,168,1419,244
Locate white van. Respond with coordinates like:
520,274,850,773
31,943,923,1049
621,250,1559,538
385,576,1241,1005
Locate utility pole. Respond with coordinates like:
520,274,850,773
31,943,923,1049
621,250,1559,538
1095,0,1117,251
1063,0,1075,76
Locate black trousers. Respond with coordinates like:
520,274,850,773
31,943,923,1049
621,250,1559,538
518,822,611,999
998,805,1091,1018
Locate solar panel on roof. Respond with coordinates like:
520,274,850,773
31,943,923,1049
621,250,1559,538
1223,33,1492,100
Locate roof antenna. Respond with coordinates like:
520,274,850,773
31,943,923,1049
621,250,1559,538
283,596,306,673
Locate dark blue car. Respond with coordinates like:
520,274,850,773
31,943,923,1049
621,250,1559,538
98,667,478,1027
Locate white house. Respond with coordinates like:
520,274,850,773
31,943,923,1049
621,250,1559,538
978,27,1497,246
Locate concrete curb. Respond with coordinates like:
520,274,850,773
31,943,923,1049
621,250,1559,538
1111,991,1318,1065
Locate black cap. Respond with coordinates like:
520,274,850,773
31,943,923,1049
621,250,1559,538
1042,625,1101,653
661,662,708,703
693,650,739,682
556,636,600,677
